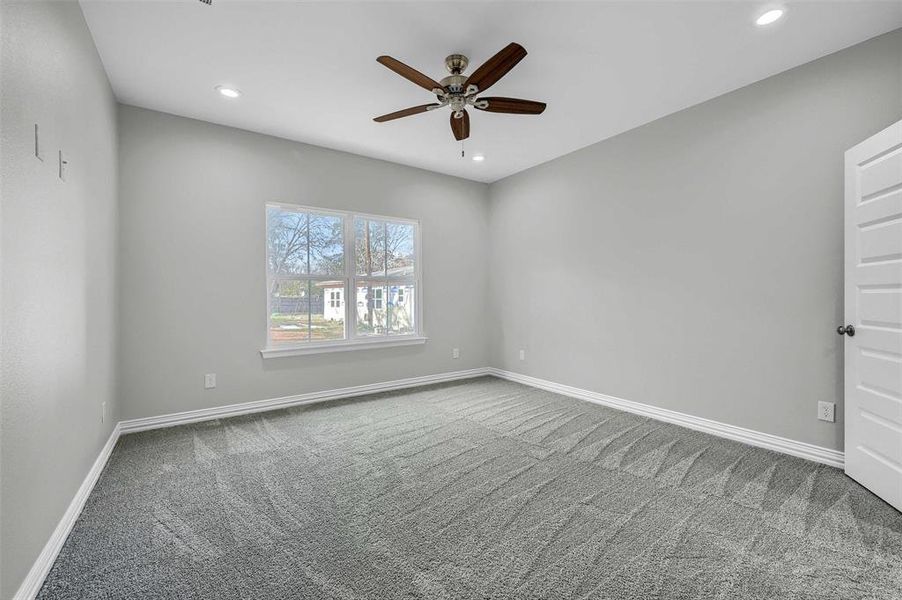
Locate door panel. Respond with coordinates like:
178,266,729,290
859,220,902,262
858,411,902,464
858,348,902,397
859,149,902,199
857,188,902,224
856,386,902,426
858,287,901,329
844,120,902,512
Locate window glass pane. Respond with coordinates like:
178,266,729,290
388,284,415,335
267,206,308,275
386,222,415,276
355,217,386,276
355,283,387,336
269,280,309,343
308,213,344,275
310,281,345,341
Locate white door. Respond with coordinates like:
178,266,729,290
844,120,902,512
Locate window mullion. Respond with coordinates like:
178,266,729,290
305,215,311,340
305,280,312,342
383,221,389,335
345,214,355,342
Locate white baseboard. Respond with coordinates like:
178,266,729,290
13,423,121,600
119,367,491,433
15,364,844,599
488,368,845,469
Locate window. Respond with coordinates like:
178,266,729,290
264,203,422,356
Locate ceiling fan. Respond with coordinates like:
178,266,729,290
373,42,546,141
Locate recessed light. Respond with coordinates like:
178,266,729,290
215,86,242,98
472,155,485,162
756,8,784,26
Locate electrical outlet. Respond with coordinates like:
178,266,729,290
519,349,526,361
818,401,835,423
101,401,107,424
452,347,460,359
204,373,216,389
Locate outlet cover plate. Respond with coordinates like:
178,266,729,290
818,401,835,423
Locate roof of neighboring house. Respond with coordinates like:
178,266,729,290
314,265,413,288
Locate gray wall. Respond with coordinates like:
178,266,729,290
117,105,489,420
488,29,902,452
0,1,119,597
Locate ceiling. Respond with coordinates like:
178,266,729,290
80,1,902,183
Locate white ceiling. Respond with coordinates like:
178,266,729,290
80,1,902,183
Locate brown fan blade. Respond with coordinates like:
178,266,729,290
464,42,527,94
376,56,442,92
475,97,546,115
373,103,441,123
450,110,470,141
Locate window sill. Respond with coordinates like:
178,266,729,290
260,336,428,358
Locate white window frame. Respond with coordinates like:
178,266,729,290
262,202,425,358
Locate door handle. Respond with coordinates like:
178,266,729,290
836,324,855,337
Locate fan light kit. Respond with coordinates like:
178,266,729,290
216,86,241,98
373,42,546,143
756,8,784,25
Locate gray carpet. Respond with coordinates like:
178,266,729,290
38,377,902,599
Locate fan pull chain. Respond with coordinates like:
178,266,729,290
460,140,465,159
